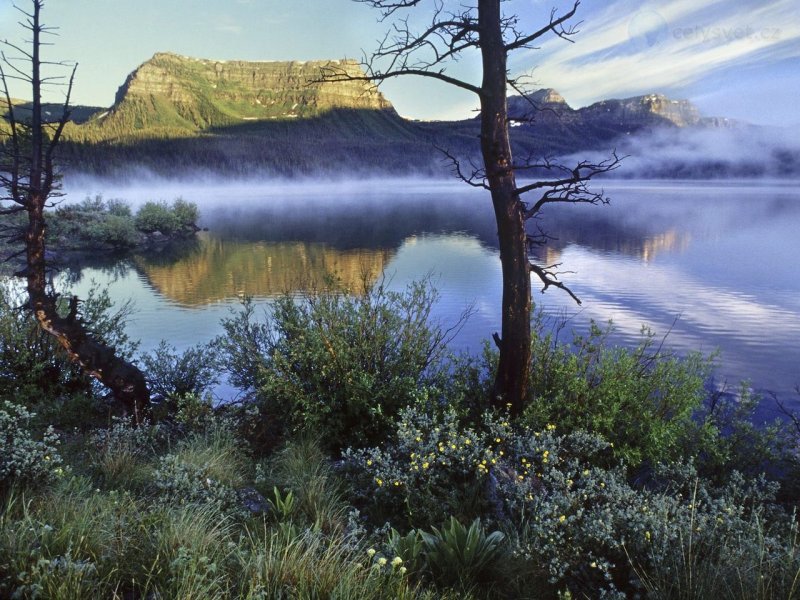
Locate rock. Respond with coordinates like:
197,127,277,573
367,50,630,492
238,486,272,516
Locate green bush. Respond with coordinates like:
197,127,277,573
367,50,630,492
51,195,139,248
521,320,715,466
89,417,164,490
152,425,247,517
134,198,199,236
344,404,511,527
218,278,466,451
135,200,179,235
0,401,64,493
171,197,199,230
140,340,219,400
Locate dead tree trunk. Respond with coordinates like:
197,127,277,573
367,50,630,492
478,0,531,413
2,0,149,420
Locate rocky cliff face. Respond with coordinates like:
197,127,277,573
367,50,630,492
94,52,394,135
507,89,702,131
579,93,701,129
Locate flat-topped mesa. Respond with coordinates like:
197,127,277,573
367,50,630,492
99,52,393,134
580,93,702,129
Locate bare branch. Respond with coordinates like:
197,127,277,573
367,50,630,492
529,262,582,305
43,61,76,195
319,62,481,95
505,1,582,51
355,0,422,20
436,144,490,190
516,151,623,215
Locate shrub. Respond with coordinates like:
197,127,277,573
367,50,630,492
134,198,199,236
51,195,139,248
85,213,139,247
0,402,63,493
140,340,219,400
89,417,164,490
0,282,139,426
171,197,199,230
217,278,467,451
135,200,179,235
152,425,247,517
521,319,716,466
343,404,512,527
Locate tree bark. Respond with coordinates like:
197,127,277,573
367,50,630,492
478,0,531,416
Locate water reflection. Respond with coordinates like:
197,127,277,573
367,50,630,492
133,233,393,306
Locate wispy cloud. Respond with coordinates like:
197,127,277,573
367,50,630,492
215,23,244,35
515,0,800,106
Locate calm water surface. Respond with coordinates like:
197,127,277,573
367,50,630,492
59,178,800,408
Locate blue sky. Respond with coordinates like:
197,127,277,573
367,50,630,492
1,0,798,125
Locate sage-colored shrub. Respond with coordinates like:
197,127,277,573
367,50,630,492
0,401,63,493
343,405,512,527
51,195,139,248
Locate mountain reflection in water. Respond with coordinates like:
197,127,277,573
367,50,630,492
134,234,394,306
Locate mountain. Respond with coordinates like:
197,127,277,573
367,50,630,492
45,52,795,178
77,52,396,139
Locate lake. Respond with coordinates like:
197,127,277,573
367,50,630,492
59,178,800,410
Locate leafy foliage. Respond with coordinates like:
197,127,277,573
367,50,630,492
134,198,198,236
140,340,219,400
344,405,511,527
218,278,467,450
521,320,714,466
0,282,137,417
1,274,798,599
51,196,139,249
420,517,506,588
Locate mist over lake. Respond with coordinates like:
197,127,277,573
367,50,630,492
59,177,800,409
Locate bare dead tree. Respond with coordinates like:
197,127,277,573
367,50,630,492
1,0,149,420
322,0,621,415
